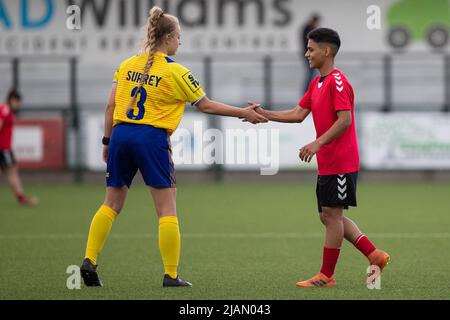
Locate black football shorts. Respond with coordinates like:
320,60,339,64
0,150,16,171
316,171,358,213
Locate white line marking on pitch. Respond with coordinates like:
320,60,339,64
0,233,450,240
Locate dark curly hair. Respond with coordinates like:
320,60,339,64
307,28,341,57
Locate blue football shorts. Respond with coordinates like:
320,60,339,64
106,123,176,189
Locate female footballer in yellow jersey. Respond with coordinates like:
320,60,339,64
80,6,267,287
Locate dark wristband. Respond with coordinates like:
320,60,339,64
102,137,110,146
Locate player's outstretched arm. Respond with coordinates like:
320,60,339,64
251,102,310,123
195,97,268,124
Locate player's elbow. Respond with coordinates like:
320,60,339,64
343,116,352,128
295,114,306,123
195,97,213,114
294,111,307,123
338,112,352,128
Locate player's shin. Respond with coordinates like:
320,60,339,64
320,210,344,278
84,205,118,265
158,215,180,279
323,213,344,249
343,216,363,243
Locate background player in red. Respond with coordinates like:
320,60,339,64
0,89,38,206
252,28,390,287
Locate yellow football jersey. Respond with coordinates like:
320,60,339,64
112,51,205,134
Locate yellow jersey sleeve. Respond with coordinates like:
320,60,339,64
169,63,206,105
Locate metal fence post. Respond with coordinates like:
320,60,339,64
444,54,450,112
263,55,272,109
204,55,223,183
70,57,83,183
12,57,20,89
382,54,392,112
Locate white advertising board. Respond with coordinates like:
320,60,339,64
360,112,450,169
13,126,43,161
221,115,317,174
84,111,105,171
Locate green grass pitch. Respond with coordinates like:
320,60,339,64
1,181,449,300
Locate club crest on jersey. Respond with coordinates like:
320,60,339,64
182,72,201,93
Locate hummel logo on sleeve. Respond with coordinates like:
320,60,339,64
333,73,343,92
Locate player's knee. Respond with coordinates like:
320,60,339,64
5,166,18,176
321,208,343,225
152,199,177,217
319,212,327,225
320,211,335,226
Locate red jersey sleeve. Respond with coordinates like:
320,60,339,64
298,81,314,110
332,76,352,111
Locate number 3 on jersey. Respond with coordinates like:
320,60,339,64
126,87,147,120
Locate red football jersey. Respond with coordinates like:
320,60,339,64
299,69,359,175
0,102,14,150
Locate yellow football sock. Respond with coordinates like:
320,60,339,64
158,216,180,279
84,205,117,265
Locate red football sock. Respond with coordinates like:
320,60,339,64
320,247,340,278
16,194,26,203
353,234,376,257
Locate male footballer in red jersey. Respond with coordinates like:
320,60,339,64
253,28,390,287
0,90,38,206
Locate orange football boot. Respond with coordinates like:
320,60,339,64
296,273,336,287
17,194,39,207
368,249,390,272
